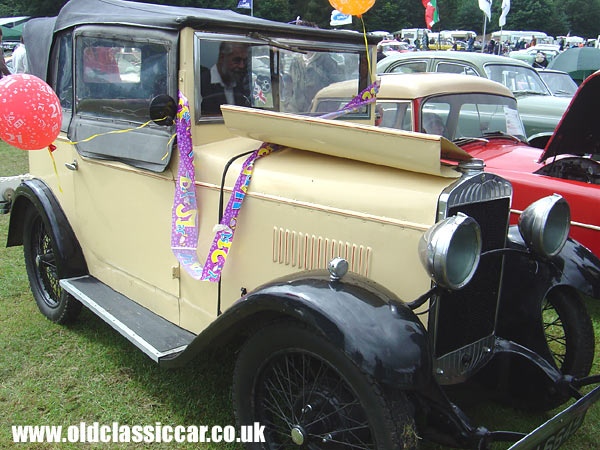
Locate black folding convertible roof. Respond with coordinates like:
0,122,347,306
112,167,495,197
24,0,374,81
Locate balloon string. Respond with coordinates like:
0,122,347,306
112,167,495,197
67,117,165,145
162,131,179,161
360,16,372,84
47,145,63,193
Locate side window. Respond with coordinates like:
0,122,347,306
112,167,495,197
375,101,413,130
197,39,253,117
49,31,73,132
76,36,168,123
436,62,478,76
70,26,177,173
389,61,427,74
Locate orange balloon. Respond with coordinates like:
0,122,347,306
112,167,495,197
329,0,375,16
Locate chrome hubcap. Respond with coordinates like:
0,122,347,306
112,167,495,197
290,426,305,445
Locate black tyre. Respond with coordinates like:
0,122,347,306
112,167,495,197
233,322,417,450
23,207,81,323
542,288,594,378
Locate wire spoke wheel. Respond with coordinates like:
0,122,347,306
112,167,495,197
256,350,375,449
542,298,567,368
541,289,594,378
31,215,62,308
233,322,417,450
23,208,81,323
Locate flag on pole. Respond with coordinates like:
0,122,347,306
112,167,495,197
237,0,252,9
422,0,439,29
499,0,510,26
479,0,492,21
330,9,352,26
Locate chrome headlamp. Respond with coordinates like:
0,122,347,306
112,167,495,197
519,194,570,258
419,213,482,290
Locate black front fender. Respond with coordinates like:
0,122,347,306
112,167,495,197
503,225,600,300
163,271,434,391
497,226,599,357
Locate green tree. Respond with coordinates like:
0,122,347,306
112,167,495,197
563,0,600,37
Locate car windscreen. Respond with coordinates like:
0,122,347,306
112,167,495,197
483,63,550,95
421,93,527,141
539,71,578,96
194,34,366,121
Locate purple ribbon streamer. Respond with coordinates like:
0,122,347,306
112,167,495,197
170,81,378,282
201,142,281,282
319,80,380,120
170,92,203,279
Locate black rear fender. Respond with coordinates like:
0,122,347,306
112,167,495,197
7,178,87,279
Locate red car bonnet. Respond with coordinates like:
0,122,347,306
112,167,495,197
541,70,600,162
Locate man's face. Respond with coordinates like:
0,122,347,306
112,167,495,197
218,46,248,85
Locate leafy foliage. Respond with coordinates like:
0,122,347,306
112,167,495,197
1,0,599,39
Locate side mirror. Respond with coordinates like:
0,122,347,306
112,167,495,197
149,95,176,126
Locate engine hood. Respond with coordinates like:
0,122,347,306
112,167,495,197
540,70,600,161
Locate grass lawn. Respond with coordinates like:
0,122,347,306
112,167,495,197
1,139,598,449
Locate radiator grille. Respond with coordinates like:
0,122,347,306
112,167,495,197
432,171,512,358
434,198,509,356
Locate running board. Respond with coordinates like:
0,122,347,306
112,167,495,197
60,276,195,363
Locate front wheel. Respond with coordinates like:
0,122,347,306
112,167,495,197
233,322,417,449
23,207,81,323
542,288,595,378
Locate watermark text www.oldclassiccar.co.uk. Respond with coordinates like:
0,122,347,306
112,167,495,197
12,422,265,444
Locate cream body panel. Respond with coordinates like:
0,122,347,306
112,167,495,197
188,137,456,329
28,135,182,323
28,135,76,219
71,155,181,323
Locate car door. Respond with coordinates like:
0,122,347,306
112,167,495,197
68,25,182,323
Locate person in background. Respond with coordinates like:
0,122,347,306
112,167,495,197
532,52,548,68
0,28,12,78
529,36,537,48
12,36,28,74
467,35,475,52
422,112,446,136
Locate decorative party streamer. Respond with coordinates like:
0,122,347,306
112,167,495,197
200,142,281,282
319,80,380,120
170,92,203,279
171,77,377,281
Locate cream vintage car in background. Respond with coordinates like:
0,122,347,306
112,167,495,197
5,0,600,449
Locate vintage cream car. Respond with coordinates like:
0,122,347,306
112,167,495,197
5,0,600,449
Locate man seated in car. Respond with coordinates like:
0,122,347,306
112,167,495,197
200,42,251,115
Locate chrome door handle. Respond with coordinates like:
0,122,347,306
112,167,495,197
65,160,78,171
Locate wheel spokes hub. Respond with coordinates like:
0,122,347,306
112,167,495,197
290,425,306,445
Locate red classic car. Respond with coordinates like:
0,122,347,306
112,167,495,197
315,72,600,256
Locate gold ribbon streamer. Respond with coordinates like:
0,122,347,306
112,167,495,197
47,146,63,193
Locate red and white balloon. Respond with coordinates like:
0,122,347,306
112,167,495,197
0,74,62,150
